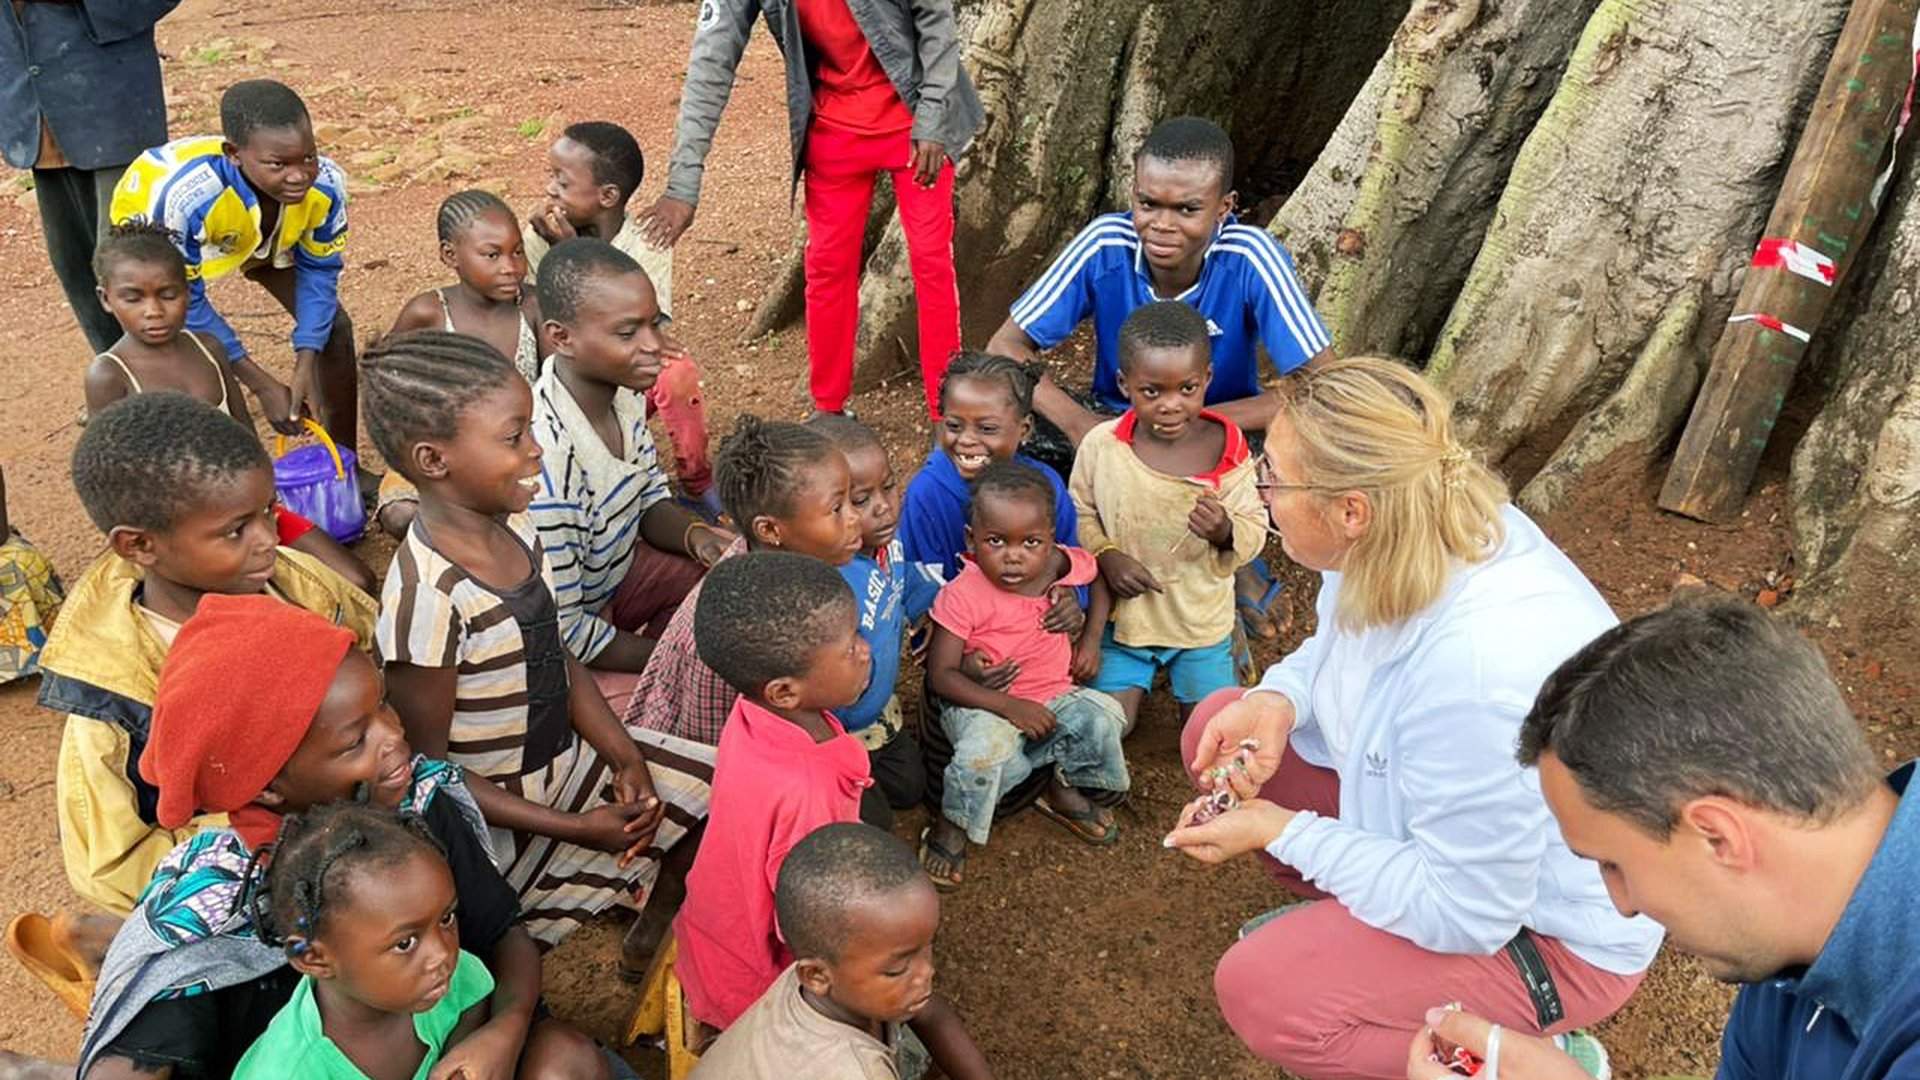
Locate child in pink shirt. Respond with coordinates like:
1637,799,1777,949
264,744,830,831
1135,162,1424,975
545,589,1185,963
673,551,874,1031
919,461,1130,890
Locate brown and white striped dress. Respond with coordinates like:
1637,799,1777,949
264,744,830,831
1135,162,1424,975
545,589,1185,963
377,512,712,945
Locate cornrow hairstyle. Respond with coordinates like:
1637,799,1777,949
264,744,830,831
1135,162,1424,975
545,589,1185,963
937,350,1042,419
92,219,188,285
713,415,840,532
803,412,883,456
968,459,1056,526
252,801,445,957
694,551,857,698
1117,300,1211,374
72,392,271,533
1136,115,1235,196
436,188,516,245
220,79,311,146
535,238,644,326
562,121,646,204
361,330,518,482
776,822,927,961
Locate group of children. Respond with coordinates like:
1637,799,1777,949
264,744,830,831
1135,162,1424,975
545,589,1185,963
4,72,1278,1080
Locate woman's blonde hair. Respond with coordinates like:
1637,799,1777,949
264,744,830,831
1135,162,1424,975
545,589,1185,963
1272,356,1508,632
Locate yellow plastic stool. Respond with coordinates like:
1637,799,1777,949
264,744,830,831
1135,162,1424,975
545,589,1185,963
624,938,701,1079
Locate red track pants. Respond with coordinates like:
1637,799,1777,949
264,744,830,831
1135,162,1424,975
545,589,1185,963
802,121,960,418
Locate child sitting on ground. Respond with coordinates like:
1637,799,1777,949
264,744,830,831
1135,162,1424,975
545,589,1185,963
1070,302,1266,735
920,462,1129,890
674,552,872,1033
81,220,376,594
624,416,862,747
901,351,1083,630
526,121,714,512
0,465,64,685
79,594,609,1080
235,804,497,1079
527,239,734,689
692,823,992,1080
805,414,933,830
365,330,710,951
37,393,375,913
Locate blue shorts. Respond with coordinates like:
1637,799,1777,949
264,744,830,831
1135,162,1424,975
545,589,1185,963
1088,624,1236,703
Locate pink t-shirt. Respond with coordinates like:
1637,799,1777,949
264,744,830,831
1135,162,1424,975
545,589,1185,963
674,697,871,1029
930,546,1098,703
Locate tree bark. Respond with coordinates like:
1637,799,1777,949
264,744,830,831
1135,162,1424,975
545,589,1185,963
1424,0,1851,515
1789,157,1920,634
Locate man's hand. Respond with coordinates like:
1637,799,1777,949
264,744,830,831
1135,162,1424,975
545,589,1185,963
1098,549,1164,599
287,349,321,433
233,355,301,435
1190,494,1233,548
910,140,946,188
1006,699,1058,740
1404,1007,1593,1080
529,202,578,245
636,196,696,248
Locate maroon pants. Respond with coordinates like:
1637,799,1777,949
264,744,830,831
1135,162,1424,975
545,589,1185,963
1180,688,1645,1079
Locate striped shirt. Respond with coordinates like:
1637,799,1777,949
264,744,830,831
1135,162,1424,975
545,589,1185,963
377,513,570,781
1009,211,1330,412
526,369,674,662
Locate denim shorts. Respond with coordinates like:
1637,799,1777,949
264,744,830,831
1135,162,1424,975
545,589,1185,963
1089,623,1236,703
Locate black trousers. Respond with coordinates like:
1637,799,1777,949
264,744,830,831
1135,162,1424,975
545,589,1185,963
858,728,928,831
34,164,125,354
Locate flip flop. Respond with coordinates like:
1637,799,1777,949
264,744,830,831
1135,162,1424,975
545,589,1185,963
1033,797,1120,846
1236,561,1286,642
5,913,93,1020
918,826,967,891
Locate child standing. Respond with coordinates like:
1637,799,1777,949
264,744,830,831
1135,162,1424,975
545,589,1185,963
1071,302,1266,734
692,823,992,1079
38,393,375,913
624,417,862,747
527,239,734,686
920,462,1129,889
82,221,376,595
0,466,63,685
364,330,710,949
674,552,872,1032
235,804,496,1079
526,121,713,507
806,414,933,830
641,0,982,418
110,79,361,459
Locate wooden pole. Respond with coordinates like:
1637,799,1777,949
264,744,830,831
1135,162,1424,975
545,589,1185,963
1658,0,1919,522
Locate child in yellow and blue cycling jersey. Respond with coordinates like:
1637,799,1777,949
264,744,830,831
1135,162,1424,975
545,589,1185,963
110,79,364,472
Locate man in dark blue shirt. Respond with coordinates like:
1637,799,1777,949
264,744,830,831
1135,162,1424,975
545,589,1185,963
2,1,178,353
1405,598,1920,1080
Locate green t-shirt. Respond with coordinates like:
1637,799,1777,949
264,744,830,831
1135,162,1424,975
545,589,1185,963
232,949,494,1079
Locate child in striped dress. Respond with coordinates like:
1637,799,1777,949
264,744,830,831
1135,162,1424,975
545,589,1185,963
364,329,712,949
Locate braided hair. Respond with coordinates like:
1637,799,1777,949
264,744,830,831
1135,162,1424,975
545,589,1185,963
92,219,188,285
713,415,839,533
251,801,445,957
435,188,515,245
361,330,518,482
937,350,1043,419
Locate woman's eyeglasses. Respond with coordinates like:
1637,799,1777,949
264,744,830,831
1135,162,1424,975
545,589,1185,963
1254,456,1345,499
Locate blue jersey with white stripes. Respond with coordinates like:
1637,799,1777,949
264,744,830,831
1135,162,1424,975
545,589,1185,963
1009,212,1330,412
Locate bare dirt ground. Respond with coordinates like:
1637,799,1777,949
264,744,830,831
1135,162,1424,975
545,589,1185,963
1,2,1915,1077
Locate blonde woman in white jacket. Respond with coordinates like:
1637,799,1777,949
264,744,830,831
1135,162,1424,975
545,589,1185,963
1164,358,1662,1080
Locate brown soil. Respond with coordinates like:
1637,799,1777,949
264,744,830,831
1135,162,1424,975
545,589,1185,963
1,3,1915,1078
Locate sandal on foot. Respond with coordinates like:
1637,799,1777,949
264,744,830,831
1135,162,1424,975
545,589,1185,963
5,913,93,1019
1033,798,1120,846
919,827,966,890
1236,561,1286,642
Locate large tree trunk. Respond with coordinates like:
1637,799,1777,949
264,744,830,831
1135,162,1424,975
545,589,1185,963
1788,157,1920,635
747,0,1411,388
1425,0,1851,515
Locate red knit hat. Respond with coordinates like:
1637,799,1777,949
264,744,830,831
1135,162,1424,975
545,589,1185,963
140,593,358,846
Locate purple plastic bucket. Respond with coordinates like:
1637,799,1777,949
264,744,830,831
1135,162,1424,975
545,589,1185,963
275,440,366,544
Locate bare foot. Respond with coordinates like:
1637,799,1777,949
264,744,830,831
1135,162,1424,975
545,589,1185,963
52,913,121,977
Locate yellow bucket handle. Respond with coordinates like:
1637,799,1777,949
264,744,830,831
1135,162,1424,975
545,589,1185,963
273,418,347,481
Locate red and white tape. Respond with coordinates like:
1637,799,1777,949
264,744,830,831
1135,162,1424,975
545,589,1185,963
1752,237,1838,285
1728,312,1812,344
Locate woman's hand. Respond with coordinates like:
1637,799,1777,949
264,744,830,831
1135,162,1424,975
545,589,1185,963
1162,798,1292,863
611,758,665,867
1405,1007,1593,1080
1189,690,1294,799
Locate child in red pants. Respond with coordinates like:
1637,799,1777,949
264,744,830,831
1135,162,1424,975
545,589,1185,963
643,0,984,419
